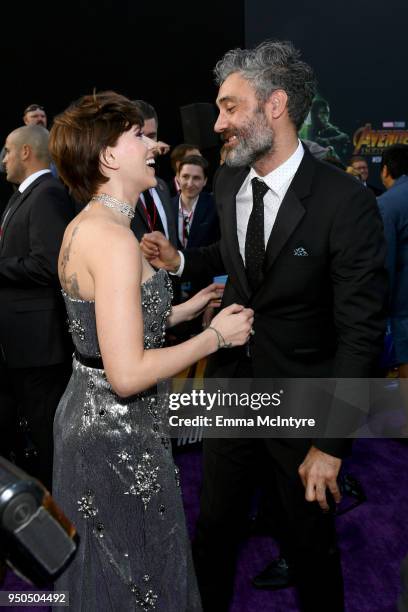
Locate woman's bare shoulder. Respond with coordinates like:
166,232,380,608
64,215,140,256
59,215,141,298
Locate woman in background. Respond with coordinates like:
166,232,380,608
49,91,253,611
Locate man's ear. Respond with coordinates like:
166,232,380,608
20,144,31,161
265,89,288,121
203,176,208,186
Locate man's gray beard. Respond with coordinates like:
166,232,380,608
225,111,274,168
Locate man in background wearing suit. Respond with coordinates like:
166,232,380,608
130,100,177,247
0,125,74,490
1,104,48,171
377,144,408,430
348,155,383,197
172,154,220,337
173,155,219,252
169,143,202,196
1,104,49,213
141,40,387,611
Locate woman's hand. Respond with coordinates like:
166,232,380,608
168,284,224,327
207,304,254,349
183,283,224,321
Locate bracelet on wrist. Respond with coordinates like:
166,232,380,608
207,326,233,349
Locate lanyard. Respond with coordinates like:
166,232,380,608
182,210,194,247
141,192,157,232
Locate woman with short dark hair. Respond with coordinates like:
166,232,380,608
49,91,253,611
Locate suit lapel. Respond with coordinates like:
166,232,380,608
187,194,207,247
220,167,251,300
1,174,50,239
263,147,314,274
136,181,177,247
216,148,316,301
156,178,177,246
263,189,305,272
135,198,150,231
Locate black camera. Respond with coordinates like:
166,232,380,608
0,457,78,586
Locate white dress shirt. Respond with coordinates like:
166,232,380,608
236,140,304,265
177,195,199,246
139,188,169,239
19,168,51,193
174,140,304,276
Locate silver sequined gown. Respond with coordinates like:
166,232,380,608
53,269,202,611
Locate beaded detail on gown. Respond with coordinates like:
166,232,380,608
53,269,202,611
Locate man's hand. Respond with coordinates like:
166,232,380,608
152,140,170,156
298,446,342,511
140,231,181,272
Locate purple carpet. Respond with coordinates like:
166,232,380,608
176,438,408,612
2,438,407,611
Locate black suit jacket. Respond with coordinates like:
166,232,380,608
171,192,221,330
171,191,220,250
183,147,388,456
131,178,178,247
0,173,75,368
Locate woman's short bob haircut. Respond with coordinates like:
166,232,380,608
49,91,144,204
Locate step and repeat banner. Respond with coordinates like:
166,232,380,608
245,0,408,189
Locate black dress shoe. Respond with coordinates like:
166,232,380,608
252,557,295,590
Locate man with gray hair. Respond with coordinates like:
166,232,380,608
141,40,387,611
0,125,74,490
22,103,47,128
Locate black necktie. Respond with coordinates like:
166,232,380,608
142,189,165,234
0,189,21,238
245,178,269,290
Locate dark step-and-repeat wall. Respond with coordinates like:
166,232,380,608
0,1,245,187
245,0,408,189
2,1,407,190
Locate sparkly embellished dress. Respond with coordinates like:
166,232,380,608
53,269,202,611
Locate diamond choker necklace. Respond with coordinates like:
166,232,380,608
90,193,135,220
